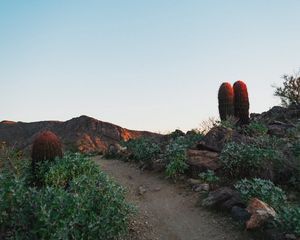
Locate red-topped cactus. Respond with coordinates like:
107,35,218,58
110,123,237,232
233,80,250,124
31,131,63,173
218,82,234,121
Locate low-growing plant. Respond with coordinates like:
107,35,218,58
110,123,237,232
219,116,239,129
220,141,280,179
199,170,220,184
124,137,160,168
275,206,300,236
184,131,204,147
235,178,287,210
243,121,268,136
165,137,188,179
165,155,188,180
0,153,134,239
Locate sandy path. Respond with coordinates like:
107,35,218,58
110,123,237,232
94,157,253,240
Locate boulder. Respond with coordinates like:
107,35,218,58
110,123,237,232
186,149,220,178
202,187,243,210
231,206,251,222
196,126,250,152
246,198,276,230
267,121,296,138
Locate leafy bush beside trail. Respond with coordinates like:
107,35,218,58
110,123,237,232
0,153,133,239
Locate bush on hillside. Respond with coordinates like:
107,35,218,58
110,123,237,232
274,71,300,106
276,206,300,236
124,137,161,169
220,141,280,179
235,178,287,210
165,137,188,179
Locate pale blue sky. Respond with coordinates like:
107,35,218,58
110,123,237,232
1,1,299,132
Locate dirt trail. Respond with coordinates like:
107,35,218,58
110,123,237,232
94,157,253,240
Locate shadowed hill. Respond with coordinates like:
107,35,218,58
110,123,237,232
0,115,162,154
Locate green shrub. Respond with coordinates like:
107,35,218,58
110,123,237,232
0,153,133,239
276,206,300,236
165,137,188,179
37,152,99,187
235,178,287,210
184,131,204,147
124,137,160,168
199,170,220,184
164,133,203,179
243,121,268,136
220,141,280,179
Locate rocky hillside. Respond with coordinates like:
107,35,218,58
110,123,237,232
0,115,162,154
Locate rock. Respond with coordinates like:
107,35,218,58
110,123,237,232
138,186,147,196
264,229,285,240
285,234,297,240
187,178,202,185
152,187,161,192
192,183,210,192
222,195,245,210
196,126,250,153
187,149,220,178
251,105,300,125
202,187,241,209
231,206,251,222
246,198,276,230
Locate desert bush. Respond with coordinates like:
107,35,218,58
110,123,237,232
0,153,133,239
164,132,203,179
219,116,239,129
184,130,204,147
165,137,189,179
243,121,268,137
198,117,218,134
220,141,280,179
273,71,300,106
235,178,287,210
199,170,219,184
124,137,160,168
276,206,300,236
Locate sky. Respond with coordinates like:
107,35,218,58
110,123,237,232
0,1,300,133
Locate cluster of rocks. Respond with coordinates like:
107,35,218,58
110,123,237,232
251,104,300,138
200,187,298,240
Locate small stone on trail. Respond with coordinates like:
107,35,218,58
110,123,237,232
192,183,210,192
152,187,161,192
285,234,297,240
138,185,147,196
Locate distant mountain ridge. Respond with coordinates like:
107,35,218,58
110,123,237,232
0,115,162,154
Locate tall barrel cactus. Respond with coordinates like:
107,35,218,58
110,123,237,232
233,80,249,124
31,130,63,174
218,82,234,121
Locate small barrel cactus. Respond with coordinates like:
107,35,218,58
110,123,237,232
31,131,63,173
218,82,234,121
233,80,250,124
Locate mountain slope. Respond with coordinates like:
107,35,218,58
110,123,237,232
0,115,162,154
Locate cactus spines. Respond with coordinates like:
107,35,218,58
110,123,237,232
233,80,250,124
218,82,234,121
31,130,63,173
